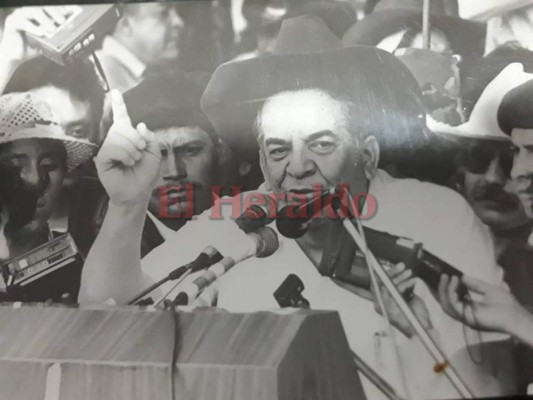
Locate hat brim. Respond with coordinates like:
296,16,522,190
342,9,486,58
427,116,510,143
0,124,98,170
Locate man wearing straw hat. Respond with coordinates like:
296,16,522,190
81,16,511,399
0,91,98,300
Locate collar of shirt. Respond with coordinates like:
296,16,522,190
102,36,147,80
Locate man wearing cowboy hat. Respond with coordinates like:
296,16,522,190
430,63,533,302
432,63,533,394
80,16,510,399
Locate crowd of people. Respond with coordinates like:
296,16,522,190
1,1,533,399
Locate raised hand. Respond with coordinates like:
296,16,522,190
95,90,161,207
0,6,77,65
372,263,432,337
438,274,524,333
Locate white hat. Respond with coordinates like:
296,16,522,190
428,63,533,141
0,92,98,170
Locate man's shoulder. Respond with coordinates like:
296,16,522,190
373,169,474,219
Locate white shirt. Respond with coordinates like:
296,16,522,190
141,170,511,399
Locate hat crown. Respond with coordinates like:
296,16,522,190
468,63,533,139
273,15,342,55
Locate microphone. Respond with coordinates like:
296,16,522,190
273,274,310,309
234,193,278,233
126,245,222,305
276,186,344,239
128,203,277,306
173,226,279,306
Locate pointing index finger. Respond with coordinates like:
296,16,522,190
111,90,132,125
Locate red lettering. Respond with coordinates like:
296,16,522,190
351,193,378,220
284,193,309,219
209,186,243,219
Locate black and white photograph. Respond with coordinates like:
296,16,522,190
0,0,533,399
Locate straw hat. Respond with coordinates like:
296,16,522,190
0,92,98,170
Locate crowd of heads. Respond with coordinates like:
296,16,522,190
1,0,533,289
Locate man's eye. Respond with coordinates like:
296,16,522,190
269,147,290,160
69,127,88,139
41,162,58,172
177,146,203,157
309,141,335,153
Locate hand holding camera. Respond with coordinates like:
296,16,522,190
0,7,77,66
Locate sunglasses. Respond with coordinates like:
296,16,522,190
463,143,515,177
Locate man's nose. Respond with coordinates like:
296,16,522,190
286,149,315,179
511,152,533,180
22,165,49,193
163,151,187,181
484,156,506,185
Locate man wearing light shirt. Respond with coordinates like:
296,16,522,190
96,3,185,92
80,17,514,400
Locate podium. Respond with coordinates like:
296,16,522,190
0,305,366,400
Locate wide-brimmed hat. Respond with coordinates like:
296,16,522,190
428,63,533,142
0,92,98,170
201,15,426,164
342,8,486,59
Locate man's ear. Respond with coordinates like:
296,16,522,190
361,136,380,180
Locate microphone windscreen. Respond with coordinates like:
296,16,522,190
276,206,309,239
255,226,279,258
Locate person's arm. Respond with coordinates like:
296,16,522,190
0,7,75,93
438,274,533,348
78,90,161,304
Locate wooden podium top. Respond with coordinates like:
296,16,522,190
0,305,366,400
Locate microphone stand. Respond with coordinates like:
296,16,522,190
339,211,474,399
126,265,189,305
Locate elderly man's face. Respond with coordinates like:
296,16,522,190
459,141,526,230
148,126,216,221
0,139,66,229
126,4,185,66
257,89,370,202
511,128,533,218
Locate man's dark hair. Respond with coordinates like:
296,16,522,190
4,56,105,124
498,79,533,136
121,71,216,141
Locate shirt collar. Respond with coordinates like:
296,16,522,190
102,36,147,79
